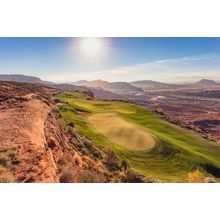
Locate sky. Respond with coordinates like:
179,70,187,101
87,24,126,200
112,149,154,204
1,37,220,83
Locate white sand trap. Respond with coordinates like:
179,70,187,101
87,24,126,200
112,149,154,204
88,113,155,150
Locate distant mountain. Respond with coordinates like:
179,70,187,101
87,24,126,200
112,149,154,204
72,80,143,94
167,75,220,84
130,79,220,90
52,83,94,98
91,88,123,100
193,79,219,86
130,80,180,90
0,74,53,84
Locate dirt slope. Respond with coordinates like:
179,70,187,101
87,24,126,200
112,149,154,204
0,82,63,182
0,82,115,182
0,94,59,182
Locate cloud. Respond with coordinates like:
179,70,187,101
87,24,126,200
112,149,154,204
154,53,219,64
45,52,220,82
85,52,220,82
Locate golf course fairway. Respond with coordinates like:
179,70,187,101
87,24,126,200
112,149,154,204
57,91,220,182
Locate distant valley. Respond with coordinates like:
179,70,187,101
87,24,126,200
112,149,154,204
72,79,143,94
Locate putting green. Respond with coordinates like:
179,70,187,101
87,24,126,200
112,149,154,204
88,113,155,150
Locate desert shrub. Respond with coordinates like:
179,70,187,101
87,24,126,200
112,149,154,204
68,122,75,128
0,154,8,166
83,139,93,150
92,150,102,159
47,138,56,149
57,154,76,170
73,139,84,149
74,157,80,166
59,168,77,183
59,168,105,183
8,152,16,159
121,168,146,183
54,98,61,103
0,148,8,154
57,118,67,129
66,126,75,135
78,170,105,183
79,137,102,159
187,169,205,183
59,106,65,111
0,166,14,183
104,150,120,171
120,160,129,171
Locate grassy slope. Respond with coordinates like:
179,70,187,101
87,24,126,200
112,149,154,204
57,91,220,182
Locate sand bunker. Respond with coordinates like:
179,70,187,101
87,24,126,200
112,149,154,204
88,113,155,150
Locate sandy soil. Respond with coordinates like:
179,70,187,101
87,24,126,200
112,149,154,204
0,94,58,182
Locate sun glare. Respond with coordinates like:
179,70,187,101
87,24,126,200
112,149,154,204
79,38,104,58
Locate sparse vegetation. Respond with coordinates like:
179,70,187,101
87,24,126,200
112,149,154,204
66,126,75,135
59,166,106,183
0,166,14,183
0,154,8,166
82,138,102,159
68,122,74,127
104,150,120,171
78,170,105,183
59,168,77,183
120,160,129,171
57,154,77,173
0,147,19,168
121,168,146,183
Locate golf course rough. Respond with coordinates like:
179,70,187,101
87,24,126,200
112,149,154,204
57,90,220,182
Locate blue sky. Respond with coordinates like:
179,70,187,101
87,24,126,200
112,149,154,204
0,37,220,82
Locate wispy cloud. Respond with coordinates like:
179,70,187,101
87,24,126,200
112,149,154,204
45,52,220,83
82,53,220,82
154,53,219,64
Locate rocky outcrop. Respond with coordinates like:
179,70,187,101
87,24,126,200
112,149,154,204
0,83,60,182
0,81,114,183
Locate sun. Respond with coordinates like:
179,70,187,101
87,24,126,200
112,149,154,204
79,38,104,58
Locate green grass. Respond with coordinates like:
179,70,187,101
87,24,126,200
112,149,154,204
57,90,220,182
